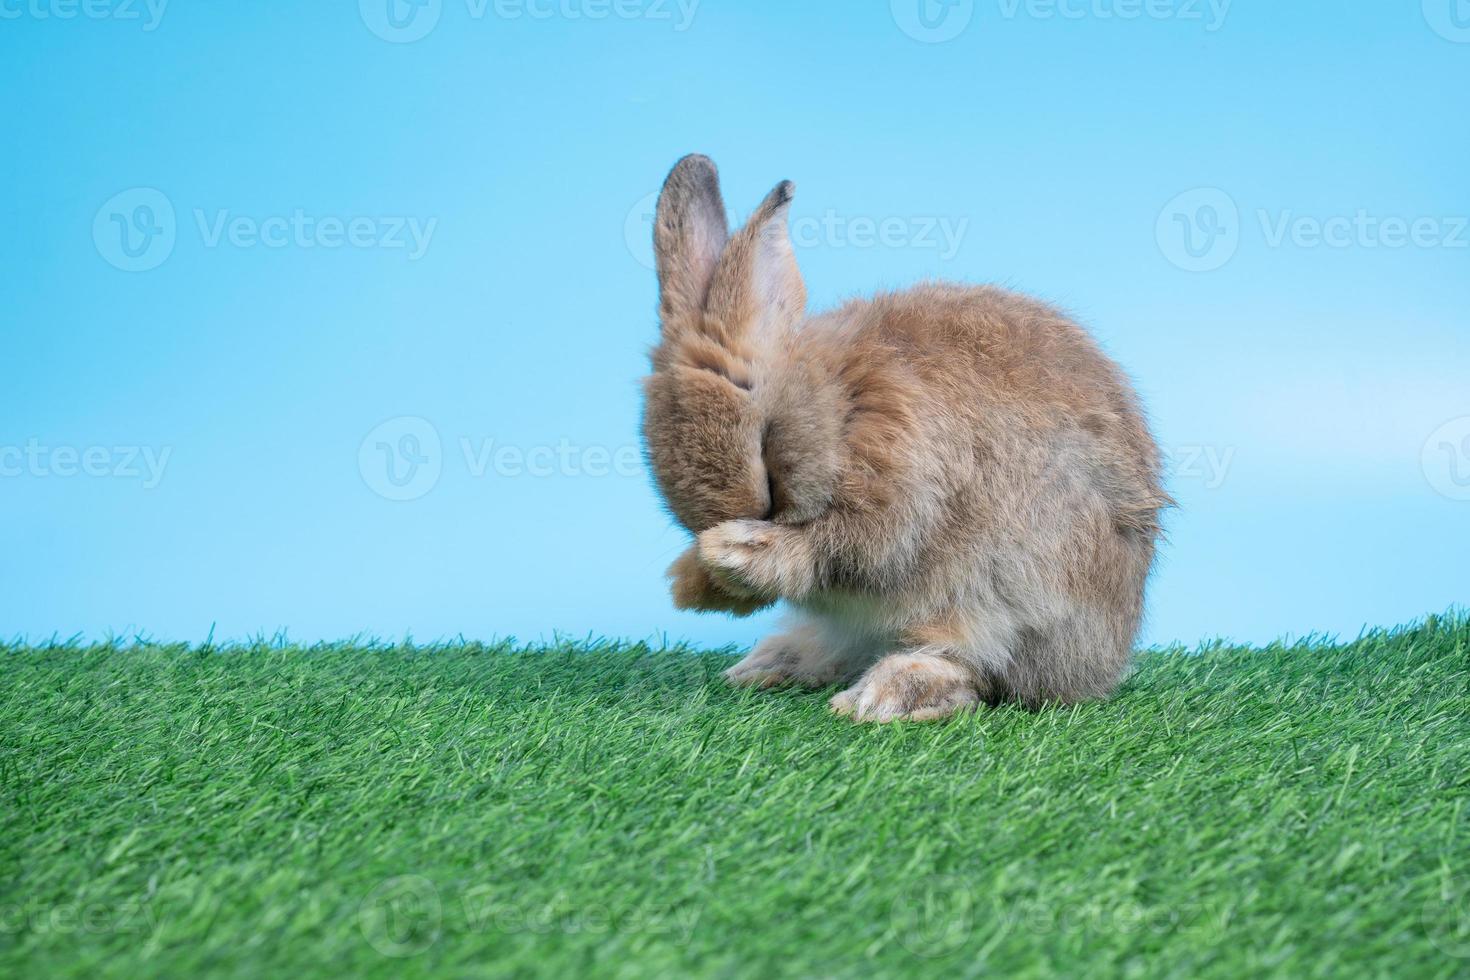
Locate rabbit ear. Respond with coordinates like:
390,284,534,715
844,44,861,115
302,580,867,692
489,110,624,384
653,154,730,326
706,180,807,343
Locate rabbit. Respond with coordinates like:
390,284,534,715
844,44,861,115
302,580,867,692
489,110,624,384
642,154,1172,722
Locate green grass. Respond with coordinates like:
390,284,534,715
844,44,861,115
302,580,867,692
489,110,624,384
2,614,1468,979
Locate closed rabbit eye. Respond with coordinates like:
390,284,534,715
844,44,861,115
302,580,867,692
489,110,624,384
761,427,782,520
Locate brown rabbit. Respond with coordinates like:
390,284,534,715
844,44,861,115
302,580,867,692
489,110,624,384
642,155,1171,722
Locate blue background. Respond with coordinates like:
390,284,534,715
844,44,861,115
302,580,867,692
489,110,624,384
3,1,1467,648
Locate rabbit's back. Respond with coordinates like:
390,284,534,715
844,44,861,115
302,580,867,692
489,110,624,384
807,281,1169,536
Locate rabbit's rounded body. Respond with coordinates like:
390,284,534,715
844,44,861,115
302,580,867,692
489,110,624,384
644,156,1168,721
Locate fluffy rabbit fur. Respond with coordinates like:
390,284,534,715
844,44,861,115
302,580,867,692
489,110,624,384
642,155,1171,722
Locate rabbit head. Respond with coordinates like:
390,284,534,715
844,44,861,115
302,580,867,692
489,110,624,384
642,155,844,534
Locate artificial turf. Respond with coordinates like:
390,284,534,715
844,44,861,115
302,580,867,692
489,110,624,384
1,613,1467,978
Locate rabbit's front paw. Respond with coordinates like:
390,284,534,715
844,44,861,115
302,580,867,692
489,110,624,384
829,652,980,723
668,545,774,616
698,519,815,601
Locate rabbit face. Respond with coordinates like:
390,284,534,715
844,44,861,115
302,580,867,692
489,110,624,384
643,347,846,535
643,364,770,533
